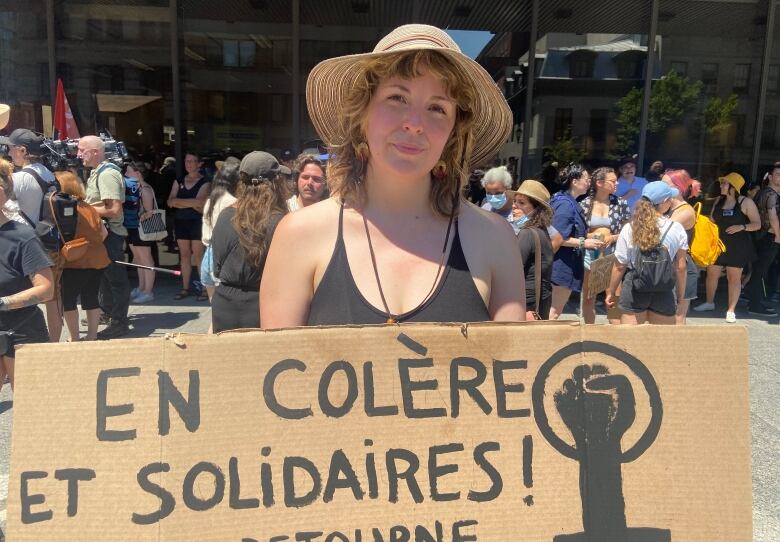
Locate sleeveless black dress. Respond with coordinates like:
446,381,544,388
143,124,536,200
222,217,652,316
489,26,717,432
307,206,490,325
712,196,755,268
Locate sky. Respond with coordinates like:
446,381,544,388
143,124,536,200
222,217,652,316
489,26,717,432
445,30,494,59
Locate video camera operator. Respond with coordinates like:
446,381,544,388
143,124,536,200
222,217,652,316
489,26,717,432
0,158,53,390
0,128,64,343
77,135,130,339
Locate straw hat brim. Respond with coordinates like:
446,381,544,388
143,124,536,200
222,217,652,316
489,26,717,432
514,184,552,212
0,104,9,131
306,45,512,169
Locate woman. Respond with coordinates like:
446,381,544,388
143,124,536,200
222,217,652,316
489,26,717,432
55,171,111,341
211,152,289,332
480,166,513,220
693,172,760,323
125,161,157,304
606,182,689,325
0,159,53,389
260,24,524,327
663,169,699,324
549,164,603,320
579,167,631,323
287,154,328,211
512,180,554,320
167,151,210,301
201,157,239,303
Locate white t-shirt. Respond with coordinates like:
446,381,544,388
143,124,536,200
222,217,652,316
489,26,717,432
201,192,237,247
614,217,688,269
12,163,55,224
286,195,299,212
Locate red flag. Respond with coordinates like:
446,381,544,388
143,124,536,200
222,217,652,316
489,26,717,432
53,79,80,139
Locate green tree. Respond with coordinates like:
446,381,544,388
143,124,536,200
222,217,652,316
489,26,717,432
614,70,703,156
704,93,738,135
544,130,586,167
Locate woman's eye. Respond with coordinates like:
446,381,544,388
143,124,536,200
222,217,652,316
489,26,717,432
388,94,406,103
429,104,447,114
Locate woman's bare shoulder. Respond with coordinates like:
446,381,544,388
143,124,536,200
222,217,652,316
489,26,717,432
273,197,341,247
459,200,515,235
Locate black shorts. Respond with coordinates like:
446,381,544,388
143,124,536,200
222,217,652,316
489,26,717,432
127,227,156,248
0,307,49,358
61,268,105,312
174,219,203,242
619,274,677,317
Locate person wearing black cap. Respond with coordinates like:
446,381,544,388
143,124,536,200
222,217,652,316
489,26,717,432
0,129,57,225
1,129,62,342
210,151,290,332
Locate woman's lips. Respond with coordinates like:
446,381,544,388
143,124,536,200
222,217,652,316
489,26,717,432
392,142,425,154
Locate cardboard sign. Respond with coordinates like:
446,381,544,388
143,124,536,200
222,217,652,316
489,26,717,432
586,254,616,299
8,324,752,541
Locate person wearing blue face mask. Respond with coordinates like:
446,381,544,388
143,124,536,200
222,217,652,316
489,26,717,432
480,166,513,220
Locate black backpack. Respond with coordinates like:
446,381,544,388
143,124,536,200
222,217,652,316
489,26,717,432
631,221,675,294
22,167,79,252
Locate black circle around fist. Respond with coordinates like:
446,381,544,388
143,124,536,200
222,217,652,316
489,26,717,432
532,341,663,463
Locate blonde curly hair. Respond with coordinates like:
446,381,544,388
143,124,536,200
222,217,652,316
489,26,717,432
631,198,662,251
327,49,477,217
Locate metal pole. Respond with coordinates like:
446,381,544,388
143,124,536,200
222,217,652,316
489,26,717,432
637,0,659,173
750,0,776,183
46,0,56,110
170,0,184,178
520,0,538,181
292,0,300,152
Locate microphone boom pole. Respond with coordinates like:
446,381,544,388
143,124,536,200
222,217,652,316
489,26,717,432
115,260,181,276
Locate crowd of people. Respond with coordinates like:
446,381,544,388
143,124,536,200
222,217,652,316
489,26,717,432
0,23,779,391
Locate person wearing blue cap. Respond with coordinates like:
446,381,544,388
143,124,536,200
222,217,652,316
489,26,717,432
606,181,689,324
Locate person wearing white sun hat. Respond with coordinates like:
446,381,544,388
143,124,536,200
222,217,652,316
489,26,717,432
260,24,525,327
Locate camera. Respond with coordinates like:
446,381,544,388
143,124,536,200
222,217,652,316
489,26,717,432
40,131,128,171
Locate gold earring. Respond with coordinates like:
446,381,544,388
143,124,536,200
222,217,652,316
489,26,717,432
432,160,447,179
354,142,370,161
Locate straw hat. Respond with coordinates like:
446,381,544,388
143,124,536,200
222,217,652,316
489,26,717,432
515,179,552,212
306,24,512,168
718,172,745,193
0,104,9,130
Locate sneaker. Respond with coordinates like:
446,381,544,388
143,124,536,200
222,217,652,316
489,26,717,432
693,302,715,312
134,292,155,304
97,320,130,340
130,287,141,300
725,311,737,323
748,305,778,316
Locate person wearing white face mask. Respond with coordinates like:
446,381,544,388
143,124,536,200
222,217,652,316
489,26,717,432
480,165,513,220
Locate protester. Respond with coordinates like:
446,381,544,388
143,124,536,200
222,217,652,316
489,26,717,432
1,128,63,342
745,162,780,316
167,151,210,301
615,155,648,212
663,169,698,324
125,161,157,304
481,166,513,220
260,24,524,326
201,157,239,302
693,172,761,323
77,135,131,339
513,180,553,319
55,171,110,341
549,164,603,320
579,167,630,323
211,152,289,332
606,181,689,325
287,154,328,211
0,158,53,389
465,169,485,205
644,160,665,182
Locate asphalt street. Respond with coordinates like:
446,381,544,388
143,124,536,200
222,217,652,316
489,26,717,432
0,273,776,541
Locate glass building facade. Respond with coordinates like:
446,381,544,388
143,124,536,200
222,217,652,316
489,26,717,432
2,0,780,186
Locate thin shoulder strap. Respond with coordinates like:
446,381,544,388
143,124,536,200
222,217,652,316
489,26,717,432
337,202,345,241
659,220,674,244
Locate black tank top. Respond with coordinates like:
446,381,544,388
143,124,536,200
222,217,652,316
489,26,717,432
307,206,490,325
176,176,209,220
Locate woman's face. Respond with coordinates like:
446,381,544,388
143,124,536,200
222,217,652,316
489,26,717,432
657,198,673,214
719,180,734,197
571,171,590,194
483,181,506,197
597,172,618,195
513,194,536,218
364,69,457,180
184,154,202,175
